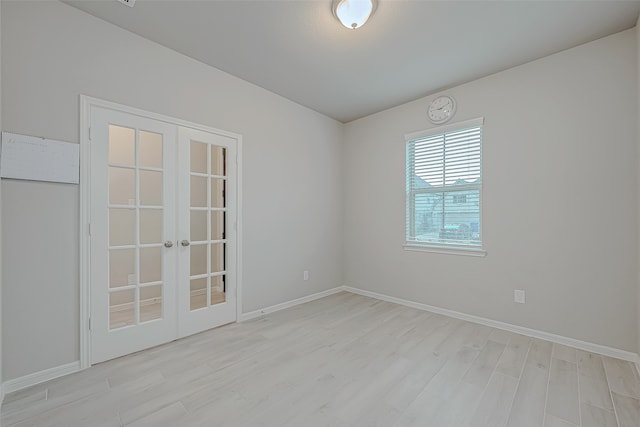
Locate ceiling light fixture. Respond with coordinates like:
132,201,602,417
332,0,377,30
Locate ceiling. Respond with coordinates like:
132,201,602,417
64,0,640,123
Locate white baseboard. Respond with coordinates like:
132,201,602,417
2,286,637,396
2,288,344,395
343,286,640,364
2,361,81,395
239,286,345,322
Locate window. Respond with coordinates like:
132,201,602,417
405,118,483,253
452,194,467,204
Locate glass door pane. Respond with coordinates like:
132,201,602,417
189,140,227,311
107,126,166,329
90,104,179,364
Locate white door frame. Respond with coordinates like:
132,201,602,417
79,95,243,369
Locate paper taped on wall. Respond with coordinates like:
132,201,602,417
0,132,80,184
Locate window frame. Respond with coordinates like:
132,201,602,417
403,117,486,257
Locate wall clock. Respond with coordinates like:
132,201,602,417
428,95,456,124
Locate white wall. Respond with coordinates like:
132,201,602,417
344,29,638,352
1,1,343,381
2,0,637,385
0,0,3,403
637,19,640,358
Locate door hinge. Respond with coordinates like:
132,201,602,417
88,222,92,236
89,318,91,331
88,127,92,141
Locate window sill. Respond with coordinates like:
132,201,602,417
403,244,487,257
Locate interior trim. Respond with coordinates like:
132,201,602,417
79,94,244,369
403,244,487,257
2,361,81,395
238,286,345,322
343,286,640,364
3,285,637,396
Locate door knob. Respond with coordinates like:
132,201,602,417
181,240,190,247
164,241,174,248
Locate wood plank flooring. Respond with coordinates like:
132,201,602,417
2,292,639,426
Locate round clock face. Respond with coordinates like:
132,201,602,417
428,96,456,124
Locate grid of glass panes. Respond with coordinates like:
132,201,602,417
189,141,226,311
406,123,482,247
108,125,164,329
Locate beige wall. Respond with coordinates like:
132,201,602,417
344,29,638,352
1,1,343,380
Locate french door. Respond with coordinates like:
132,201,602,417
89,105,237,364
177,127,237,337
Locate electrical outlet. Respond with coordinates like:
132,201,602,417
514,290,526,304
303,270,309,281
117,0,136,7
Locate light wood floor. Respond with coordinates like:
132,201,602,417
2,292,640,426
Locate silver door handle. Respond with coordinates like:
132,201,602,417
164,241,174,248
181,240,190,247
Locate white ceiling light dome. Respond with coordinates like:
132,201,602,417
332,0,377,30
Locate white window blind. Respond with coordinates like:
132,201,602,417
406,118,483,249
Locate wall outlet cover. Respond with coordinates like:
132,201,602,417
514,290,526,304
117,0,136,7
